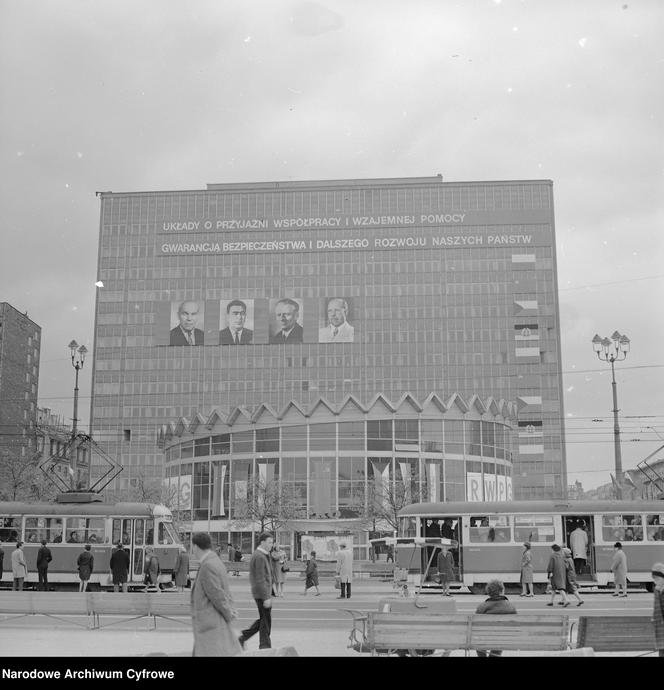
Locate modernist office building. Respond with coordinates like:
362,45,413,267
0,303,41,465
91,176,566,554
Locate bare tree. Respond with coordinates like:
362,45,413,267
233,476,304,533
0,448,58,502
361,471,425,533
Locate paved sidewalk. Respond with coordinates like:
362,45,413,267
0,625,354,657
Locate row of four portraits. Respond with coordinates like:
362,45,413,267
169,297,355,346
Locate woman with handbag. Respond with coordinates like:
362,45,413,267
271,544,287,597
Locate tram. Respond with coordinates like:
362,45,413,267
398,500,664,593
0,501,182,590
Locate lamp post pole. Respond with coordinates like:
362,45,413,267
68,340,88,490
592,331,630,500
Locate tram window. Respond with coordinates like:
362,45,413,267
646,515,664,541
25,517,63,543
24,518,42,543
513,515,555,543
0,517,20,542
66,518,86,543
87,518,106,544
400,517,417,538
469,516,511,543
601,514,643,542
112,519,132,546
158,522,176,545
135,519,145,546
146,520,155,545
48,519,63,543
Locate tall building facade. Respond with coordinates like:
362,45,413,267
0,303,41,459
91,176,566,552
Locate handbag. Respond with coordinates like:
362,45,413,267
281,564,290,573
334,575,341,590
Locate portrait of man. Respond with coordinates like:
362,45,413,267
220,299,253,345
269,298,303,344
319,297,354,343
170,300,205,346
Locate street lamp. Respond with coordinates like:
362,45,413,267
592,331,630,499
68,339,88,489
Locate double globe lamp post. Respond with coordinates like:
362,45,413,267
68,339,88,490
592,331,630,500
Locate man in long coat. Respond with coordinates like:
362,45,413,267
173,545,190,593
11,542,27,591
546,543,570,607
611,542,628,597
77,544,94,592
190,532,241,657
336,542,353,599
110,542,130,593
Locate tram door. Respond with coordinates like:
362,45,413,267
422,517,462,582
563,515,595,578
130,518,154,582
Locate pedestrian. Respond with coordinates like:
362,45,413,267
270,543,287,598
12,542,27,591
227,543,234,562
520,542,534,597
110,542,130,593
562,547,584,606
239,532,274,650
335,542,353,599
36,539,52,591
611,542,628,597
437,546,454,596
77,544,94,592
546,544,570,607
144,547,161,591
651,562,664,657
386,545,394,563
569,521,589,574
303,551,321,596
173,544,190,593
190,531,241,657
475,579,517,657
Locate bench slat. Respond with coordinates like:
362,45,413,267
368,613,470,649
366,612,570,653
576,616,655,651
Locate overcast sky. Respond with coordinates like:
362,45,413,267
1,0,662,491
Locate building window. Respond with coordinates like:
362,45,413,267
256,427,279,453
367,420,392,451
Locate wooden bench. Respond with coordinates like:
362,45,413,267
342,597,458,654
89,592,192,630
365,613,570,656
575,616,656,655
0,591,93,629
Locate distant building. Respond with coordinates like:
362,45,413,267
35,407,89,490
584,463,664,501
0,303,41,459
567,480,585,500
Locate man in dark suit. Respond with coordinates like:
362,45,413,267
36,539,52,591
110,542,130,593
269,298,303,344
170,301,205,346
220,299,253,345
239,532,274,649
